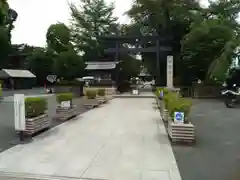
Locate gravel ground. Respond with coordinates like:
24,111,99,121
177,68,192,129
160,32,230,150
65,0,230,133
172,99,240,180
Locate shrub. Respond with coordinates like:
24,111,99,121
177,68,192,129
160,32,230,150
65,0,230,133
155,87,162,97
25,97,47,118
157,87,192,123
155,87,169,99
167,97,192,123
97,88,106,96
86,89,97,99
163,92,179,110
178,98,192,118
56,93,74,104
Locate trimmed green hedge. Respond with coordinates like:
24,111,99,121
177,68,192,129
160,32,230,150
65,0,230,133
86,89,97,99
25,97,47,118
97,88,106,96
56,93,74,103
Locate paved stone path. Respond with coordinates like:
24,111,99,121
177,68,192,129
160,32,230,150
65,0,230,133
0,94,87,153
0,97,181,180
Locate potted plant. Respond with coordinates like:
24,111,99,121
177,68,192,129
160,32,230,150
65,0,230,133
84,89,100,108
56,93,77,121
167,95,196,144
97,88,107,104
25,97,51,135
163,91,178,122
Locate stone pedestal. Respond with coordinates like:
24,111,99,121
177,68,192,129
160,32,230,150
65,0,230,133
25,114,51,135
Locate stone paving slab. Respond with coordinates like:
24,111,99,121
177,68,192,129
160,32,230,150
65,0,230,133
0,172,103,180
0,97,181,180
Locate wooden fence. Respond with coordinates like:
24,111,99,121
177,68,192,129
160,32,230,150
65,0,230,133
178,85,221,99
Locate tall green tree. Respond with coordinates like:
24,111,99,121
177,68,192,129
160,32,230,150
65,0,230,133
24,48,54,85
182,0,240,82
0,0,17,68
69,0,118,61
126,0,201,85
53,50,85,80
46,23,72,54
120,55,141,79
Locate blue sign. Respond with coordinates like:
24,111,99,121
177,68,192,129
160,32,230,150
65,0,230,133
160,90,163,98
174,112,184,124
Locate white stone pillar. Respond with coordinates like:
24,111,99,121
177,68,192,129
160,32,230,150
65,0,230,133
167,56,173,88
14,94,25,131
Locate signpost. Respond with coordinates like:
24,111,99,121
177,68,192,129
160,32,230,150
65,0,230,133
46,75,57,83
174,112,184,124
132,89,139,95
14,94,26,141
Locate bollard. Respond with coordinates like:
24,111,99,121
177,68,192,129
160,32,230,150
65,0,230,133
14,94,26,142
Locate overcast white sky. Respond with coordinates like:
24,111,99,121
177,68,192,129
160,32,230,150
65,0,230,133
8,0,209,47
8,0,133,47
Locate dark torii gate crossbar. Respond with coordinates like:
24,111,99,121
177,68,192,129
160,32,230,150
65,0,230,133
97,35,173,84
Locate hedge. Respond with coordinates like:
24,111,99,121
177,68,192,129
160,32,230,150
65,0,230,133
56,93,74,103
85,89,97,99
97,88,106,96
155,87,169,97
25,97,47,118
157,87,192,123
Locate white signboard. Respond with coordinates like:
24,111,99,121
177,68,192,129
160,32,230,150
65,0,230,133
46,75,57,83
132,89,139,95
167,56,173,88
174,112,184,124
14,94,26,131
61,101,71,108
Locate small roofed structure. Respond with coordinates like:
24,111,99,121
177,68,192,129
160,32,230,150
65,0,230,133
0,69,36,89
85,61,119,86
85,61,119,70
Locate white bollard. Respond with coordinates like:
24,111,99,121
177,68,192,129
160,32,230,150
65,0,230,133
14,94,26,141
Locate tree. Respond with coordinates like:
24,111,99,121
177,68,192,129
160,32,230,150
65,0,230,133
126,0,201,85
46,23,72,54
0,0,18,68
126,0,240,85
69,0,118,61
0,26,10,68
120,55,141,79
53,50,85,80
182,0,240,82
25,48,54,85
